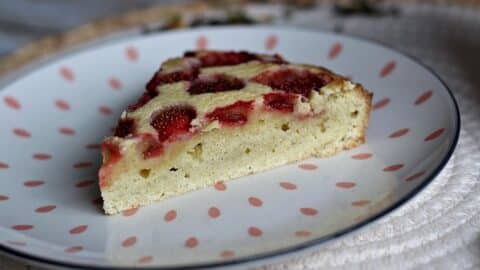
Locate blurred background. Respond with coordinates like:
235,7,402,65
0,0,183,56
0,0,478,57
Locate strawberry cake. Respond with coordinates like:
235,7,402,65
99,50,372,214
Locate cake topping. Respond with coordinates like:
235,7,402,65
143,105,197,159
130,60,200,112
146,68,199,92
99,140,122,188
127,90,159,112
263,92,297,113
258,54,288,65
251,68,332,97
189,51,259,67
206,100,254,126
101,141,122,164
140,134,165,159
128,51,290,112
114,118,136,138
150,105,197,142
184,50,288,67
187,74,245,95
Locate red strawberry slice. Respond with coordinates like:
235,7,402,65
146,68,199,92
143,141,164,159
196,51,259,67
251,68,332,97
130,66,200,112
101,141,122,164
135,133,164,159
130,63,200,112
99,140,122,188
206,100,254,126
136,135,158,158
185,51,287,66
263,92,297,113
114,118,136,138
188,74,245,95
150,105,197,142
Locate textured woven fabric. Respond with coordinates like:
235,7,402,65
1,2,479,270
261,3,480,270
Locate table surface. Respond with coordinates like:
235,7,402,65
1,1,480,269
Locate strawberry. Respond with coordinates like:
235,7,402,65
99,140,122,187
188,74,245,95
197,51,259,67
251,68,332,97
101,140,122,163
185,50,287,67
150,105,197,142
143,141,164,159
128,68,199,112
206,100,254,126
263,92,297,113
146,68,199,92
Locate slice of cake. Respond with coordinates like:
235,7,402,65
99,50,372,214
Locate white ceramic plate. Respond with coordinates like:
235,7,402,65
0,26,459,269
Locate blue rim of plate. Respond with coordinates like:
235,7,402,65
0,26,461,269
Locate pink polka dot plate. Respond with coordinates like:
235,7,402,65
0,26,459,269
